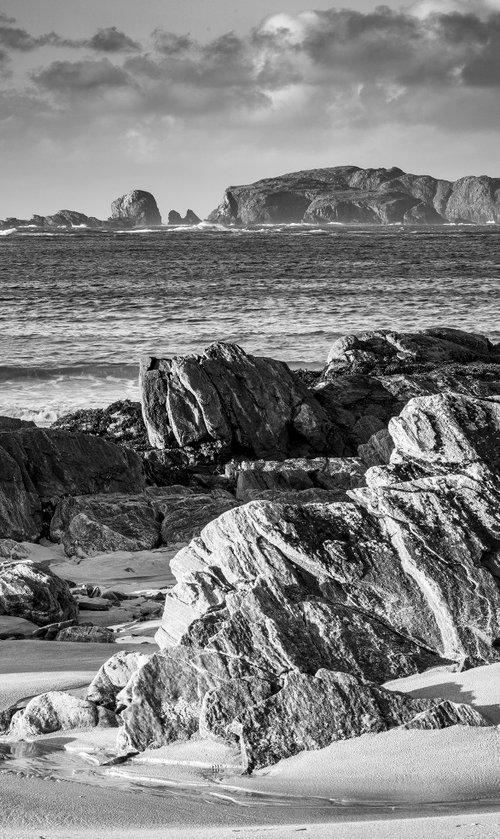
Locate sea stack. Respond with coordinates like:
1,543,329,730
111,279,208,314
110,190,162,227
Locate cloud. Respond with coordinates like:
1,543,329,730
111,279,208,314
86,27,141,53
32,59,134,95
2,4,500,148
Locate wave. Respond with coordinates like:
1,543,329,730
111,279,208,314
0,362,139,382
0,227,17,236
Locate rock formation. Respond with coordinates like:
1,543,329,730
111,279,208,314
0,562,77,626
52,400,149,451
110,389,500,766
168,209,201,225
110,190,162,226
208,166,500,225
0,426,145,542
140,342,336,458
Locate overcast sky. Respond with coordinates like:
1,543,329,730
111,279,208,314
1,0,499,219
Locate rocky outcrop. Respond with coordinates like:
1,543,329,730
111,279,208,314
140,342,336,458
0,562,77,626
0,427,145,542
110,190,161,227
87,650,150,711
52,401,149,451
314,328,500,457
168,209,201,225
49,488,239,557
208,166,500,225
111,390,500,766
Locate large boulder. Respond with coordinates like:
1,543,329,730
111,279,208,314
110,190,161,226
140,342,336,458
111,391,500,767
0,561,77,626
0,427,145,542
6,692,103,738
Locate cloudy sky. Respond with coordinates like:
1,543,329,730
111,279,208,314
1,0,499,219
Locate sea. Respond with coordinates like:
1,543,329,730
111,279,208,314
1,222,499,425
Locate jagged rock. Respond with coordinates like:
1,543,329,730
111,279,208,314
358,429,394,466
0,417,35,431
208,166,500,226
0,539,29,560
236,469,314,502
0,562,77,626
56,625,115,643
401,699,490,730
50,494,161,557
313,328,500,455
0,427,145,542
110,190,161,226
51,400,149,451
157,493,238,545
230,670,486,771
168,209,201,225
140,342,336,458
8,692,99,737
87,650,151,710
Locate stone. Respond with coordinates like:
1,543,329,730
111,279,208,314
51,400,148,451
50,494,161,557
56,625,115,643
231,670,487,771
0,561,77,626
208,166,500,226
0,539,30,560
358,428,394,466
140,342,336,458
168,209,201,225
110,190,161,226
109,391,500,767
31,618,77,640
86,650,151,710
0,427,145,542
8,692,98,737
236,469,314,502
401,699,490,730
157,493,238,545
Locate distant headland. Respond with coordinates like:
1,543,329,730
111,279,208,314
1,167,499,230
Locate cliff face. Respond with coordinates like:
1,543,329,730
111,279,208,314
208,166,500,225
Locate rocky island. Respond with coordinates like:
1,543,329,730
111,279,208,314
1,326,500,783
208,166,500,225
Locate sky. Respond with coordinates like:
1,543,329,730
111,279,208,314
1,0,499,219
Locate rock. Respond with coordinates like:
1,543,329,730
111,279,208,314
86,650,153,710
50,494,161,557
313,328,500,455
236,468,314,502
0,562,77,626
107,390,500,767
76,597,110,611
8,692,98,737
50,488,236,557
51,400,149,451
140,342,336,458
0,427,145,541
56,625,115,643
230,670,486,771
110,190,161,226
0,539,30,560
168,209,201,225
208,166,500,226
401,699,490,730
157,493,239,545
0,417,35,431
358,428,394,466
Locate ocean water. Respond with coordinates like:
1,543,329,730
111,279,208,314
1,223,499,424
